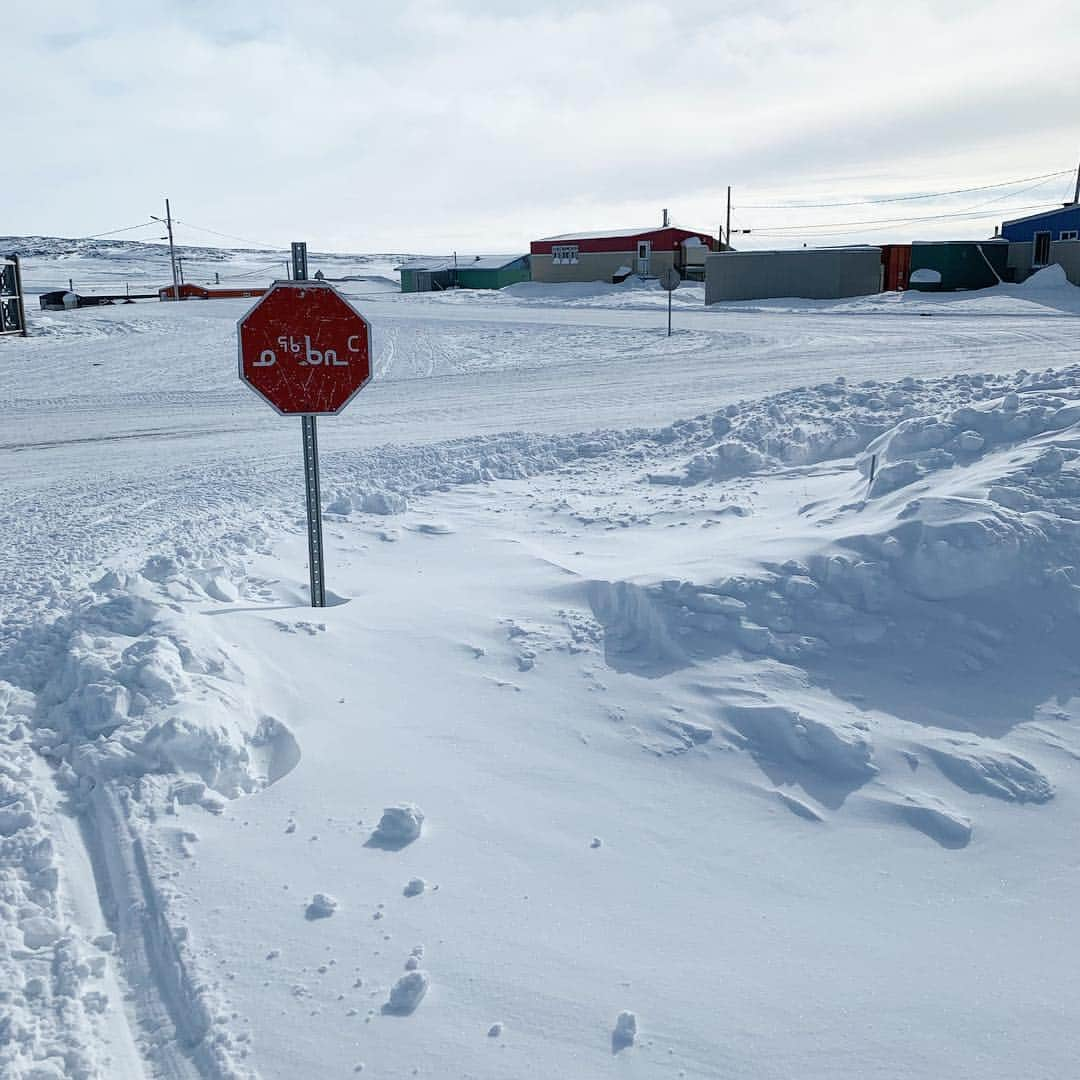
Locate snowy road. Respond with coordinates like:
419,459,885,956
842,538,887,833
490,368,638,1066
4,294,1076,488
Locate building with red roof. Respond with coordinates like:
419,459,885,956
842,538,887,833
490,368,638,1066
530,214,717,283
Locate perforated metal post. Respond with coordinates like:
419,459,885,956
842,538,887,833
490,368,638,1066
291,242,309,282
292,240,325,608
302,413,326,607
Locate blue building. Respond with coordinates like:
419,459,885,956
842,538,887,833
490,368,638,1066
1001,203,1080,268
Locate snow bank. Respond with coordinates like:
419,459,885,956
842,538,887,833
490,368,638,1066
0,537,288,1079
35,563,299,801
1019,263,1073,290
582,364,1080,842
0,687,112,1080
430,277,708,312
706,263,1080,316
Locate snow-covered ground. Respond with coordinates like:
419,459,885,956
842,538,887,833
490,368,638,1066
2,240,1079,1079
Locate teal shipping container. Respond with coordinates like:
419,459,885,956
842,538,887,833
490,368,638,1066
397,255,530,293
908,241,1009,291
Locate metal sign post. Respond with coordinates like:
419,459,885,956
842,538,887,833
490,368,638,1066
301,411,326,607
291,242,326,607
237,241,373,609
291,241,309,282
659,267,681,336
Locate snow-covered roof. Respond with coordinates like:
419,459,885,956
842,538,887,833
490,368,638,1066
708,245,881,255
465,255,528,270
538,226,711,242
395,254,526,272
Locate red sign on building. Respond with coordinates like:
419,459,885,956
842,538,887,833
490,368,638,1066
238,281,372,415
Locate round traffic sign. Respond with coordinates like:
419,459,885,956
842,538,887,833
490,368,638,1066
659,268,682,292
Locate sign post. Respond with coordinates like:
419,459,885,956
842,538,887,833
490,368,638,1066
291,241,309,282
291,242,325,607
301,409,325,606
659,267,681,336
238,242,372,607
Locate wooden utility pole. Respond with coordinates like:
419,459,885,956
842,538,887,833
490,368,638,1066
1073,154,1080,204
152,199,182,299
725,186,732,250
165,199,180,299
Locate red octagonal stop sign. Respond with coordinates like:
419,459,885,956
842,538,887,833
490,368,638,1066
238,281,372,415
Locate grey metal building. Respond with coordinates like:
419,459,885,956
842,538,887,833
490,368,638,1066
705,247,882,304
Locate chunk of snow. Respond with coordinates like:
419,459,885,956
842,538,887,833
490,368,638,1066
386,970,429,1014
305,893,339,920
22,915,63,949
612,1010,638,1050
370,804,425,848
403,877,427,897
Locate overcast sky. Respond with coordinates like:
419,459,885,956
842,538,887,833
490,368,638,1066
7,0,1079,253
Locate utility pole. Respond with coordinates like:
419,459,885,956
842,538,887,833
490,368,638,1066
726,186,732,252
152,199,181,300
165,199,180,300
1073,153,1080,204
177,256,185,285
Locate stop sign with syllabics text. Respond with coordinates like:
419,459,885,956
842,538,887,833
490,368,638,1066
238,281,372,415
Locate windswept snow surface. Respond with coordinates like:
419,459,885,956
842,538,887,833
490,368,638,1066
1,239,1079,1079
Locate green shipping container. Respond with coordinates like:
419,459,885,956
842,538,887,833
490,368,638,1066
397,255,530,293
456,257,531,289
908,241,1009,292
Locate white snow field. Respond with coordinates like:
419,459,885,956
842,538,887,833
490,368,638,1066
2,241,1079,1080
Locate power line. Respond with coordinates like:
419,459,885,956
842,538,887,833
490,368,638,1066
218,262,290,281
735,168,1075,210
751,204,1059,240
77,220,159,240
172,218,286,251
747,197,1069,235
958,171,1069,212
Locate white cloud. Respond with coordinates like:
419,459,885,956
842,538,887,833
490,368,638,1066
6,0,1079,252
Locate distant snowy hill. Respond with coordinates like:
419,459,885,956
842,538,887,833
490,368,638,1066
1,235,413,296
